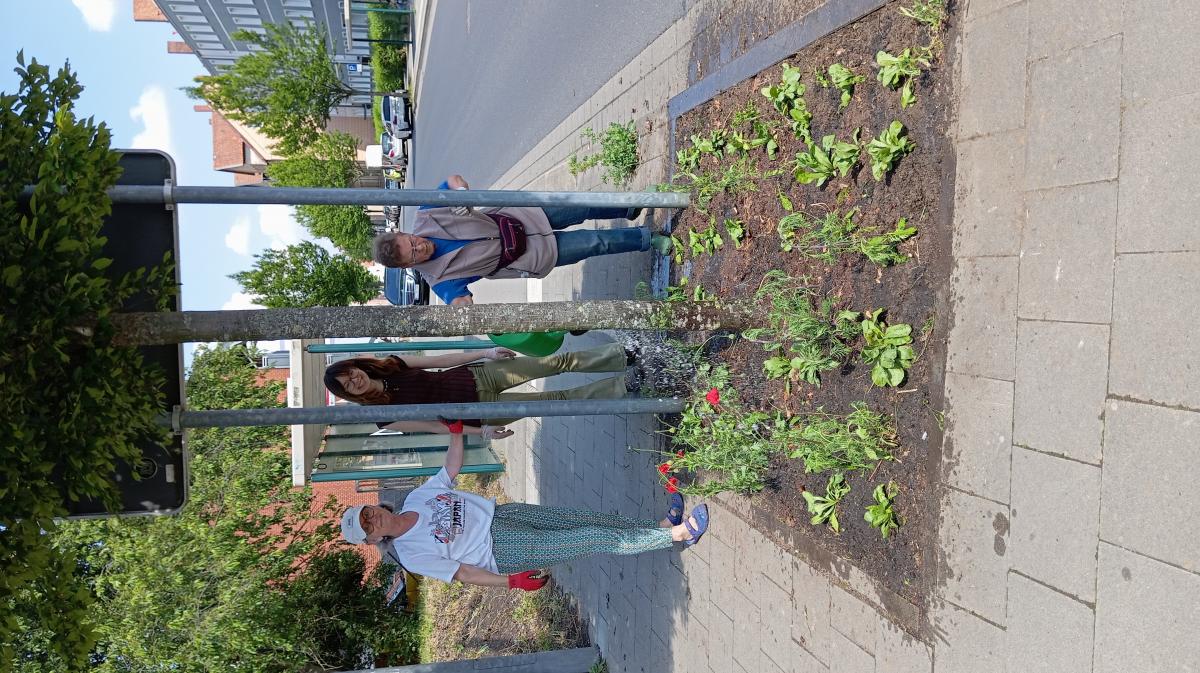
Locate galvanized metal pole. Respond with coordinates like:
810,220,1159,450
161,398,685,430
89,185,690,209
307,340,495,353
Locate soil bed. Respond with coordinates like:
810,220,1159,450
667,1,955,605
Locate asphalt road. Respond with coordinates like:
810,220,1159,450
412,0,693,189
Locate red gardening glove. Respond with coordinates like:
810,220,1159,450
438,416,464,434
507,570,548,591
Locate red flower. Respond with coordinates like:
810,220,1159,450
664,477,680,494
705,387,721,405
657,462,671,475
676,450,685,458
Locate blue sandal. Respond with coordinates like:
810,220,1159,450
683,504,709,547
665,492,685,526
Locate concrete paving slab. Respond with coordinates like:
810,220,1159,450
1018,181,1117,323
929,600,1006,673
953,131,1026,257
1116,92,1200,253
791,563,833,665
942,372,1014,503
1006,572,1094,673
958,2,1028,138
875,621,932,673
1027,0,1121,60
966,0,1024,22
828,630,874,673
1101,400,1200,572
1009,447,1102,600
766,636,827,673
1013,320,1108,464
707,607,736,673
937,488,1011,623
1110,252,1200,409
829,586,878,655
759,576,795,669
946,257,1019,381
1094,543,1200,673
1026,36,1122,188
731,589,766,671
1122,0,1200,102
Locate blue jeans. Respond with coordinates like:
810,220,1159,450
553,227,650,267
540,206,638,229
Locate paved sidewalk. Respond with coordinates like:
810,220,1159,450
485,1,1200,671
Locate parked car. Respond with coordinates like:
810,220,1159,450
380,94,411,137
384,267,430,306
380,132,409,164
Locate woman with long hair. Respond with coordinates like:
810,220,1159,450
323,342,634,438
340,421,708,590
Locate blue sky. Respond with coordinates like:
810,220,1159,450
1,1,335,353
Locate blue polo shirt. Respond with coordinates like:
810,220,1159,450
421,181,480,303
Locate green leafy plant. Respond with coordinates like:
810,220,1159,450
803,473,851,532
730,100,761,127
799,209,861,263
865,481,901,538
568,121,639,185
899,0,947,31
858,217,917,266
663,277,691,303
860,309,915,387
724,218,746,249
676,146,701,173
875,48,930,108
827,63,866,110
761,62,813,142
867,121,916,181
787,403,898,473
755,120,780,159
793,131,860,187
688,222,724,256
690,129,728,156
763,342,840,386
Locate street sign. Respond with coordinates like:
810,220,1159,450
68,150,188,517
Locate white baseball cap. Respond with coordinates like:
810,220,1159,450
341,505,367,544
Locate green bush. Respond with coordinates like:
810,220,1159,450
0,52,174,670
368,11,407,93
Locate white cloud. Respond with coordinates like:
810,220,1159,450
256,205,306,250
221,291,263,311
72,0,116,31
128,86,175,156
225,215,252,256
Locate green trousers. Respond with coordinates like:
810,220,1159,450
489,503,674,574
469,342,627,425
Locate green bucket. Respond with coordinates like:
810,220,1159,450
487,331,566,357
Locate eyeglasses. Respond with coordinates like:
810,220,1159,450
359,507,381,535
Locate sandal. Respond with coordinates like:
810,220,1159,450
665,492,685,526
683,504,709,547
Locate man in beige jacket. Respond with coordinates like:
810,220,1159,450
373,174,669,305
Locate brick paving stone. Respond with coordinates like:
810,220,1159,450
1101,400,1200,572
929,600,1006,673
829,586,878,655
937,488,1010,623
1116,92,1200,253
1122,0,1200,102
1026,35,1122,188
958,1,1028,138
1013,320,1108,465
1018,181,1117,323
875,621,931,673
946,256,1019,381
1110,252,1200,409
952,130,1026,257
828,630,874,673
1094,543,1200,673
942,372,1014,503
791,563,833,665
1006,572,1094,673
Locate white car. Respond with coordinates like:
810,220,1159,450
380,94,411,139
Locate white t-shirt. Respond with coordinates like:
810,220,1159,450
390,468,498,583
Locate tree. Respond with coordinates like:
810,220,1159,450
266,131,375,259
232,240,381,308
1,53,174,670
20,344,418,672
185,22,374,156
111,300,762,346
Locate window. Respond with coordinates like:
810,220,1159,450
232,16,262,26
227,7,258,15
282,0,311,7
284,9,314,18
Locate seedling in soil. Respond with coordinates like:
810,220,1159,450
828,63,866,110
730,100,761,127
864,481,901,538
875,48,930,108
688,222,724,256
777,211,805,252
798,208,860,263
778,191,794,212
568,121,640,185
669,234,685,264
786,402,898,474
691,282,718,304
793,132,860,187
813,66,831,88
755,120,780,159
663,277,691,303
858,217,917,266
803,473,851,532
724,218,746,249
761,62,814,142
691,129,728,157
899,0,947,32
763,342,840,388
860,309,916,387
867,121,916,181
676,146,701,173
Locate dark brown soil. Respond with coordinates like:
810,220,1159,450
668,2,955,606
